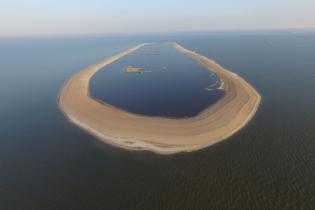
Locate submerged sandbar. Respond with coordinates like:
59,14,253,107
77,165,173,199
59,42,261,154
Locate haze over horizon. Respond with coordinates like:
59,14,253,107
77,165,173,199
1,0,315,37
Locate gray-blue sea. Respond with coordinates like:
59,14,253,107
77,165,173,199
1,31,315,210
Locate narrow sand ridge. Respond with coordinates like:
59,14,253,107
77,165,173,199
59,43,261,154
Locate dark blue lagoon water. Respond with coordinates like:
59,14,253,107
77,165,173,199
1,31,315,210
90,43,223,117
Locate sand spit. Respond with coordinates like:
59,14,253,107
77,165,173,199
59,43,261,155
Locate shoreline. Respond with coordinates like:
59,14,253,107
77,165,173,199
58,42,261,155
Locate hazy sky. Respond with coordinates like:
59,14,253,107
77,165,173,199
1,0,315,36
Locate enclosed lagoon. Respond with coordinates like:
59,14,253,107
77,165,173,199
90,43,224,118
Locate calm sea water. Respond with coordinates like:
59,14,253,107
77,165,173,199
0,32,315,210
90,42,223,117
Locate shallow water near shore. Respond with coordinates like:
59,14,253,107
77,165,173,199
1,32,315,209
90,42,223,117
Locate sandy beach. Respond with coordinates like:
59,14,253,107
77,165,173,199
58,42,261,154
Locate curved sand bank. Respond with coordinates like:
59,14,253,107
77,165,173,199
59,43,261,154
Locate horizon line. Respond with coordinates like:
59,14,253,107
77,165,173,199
1,27,315,39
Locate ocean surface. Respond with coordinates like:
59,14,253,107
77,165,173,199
1,31,315,210
90,42,223,117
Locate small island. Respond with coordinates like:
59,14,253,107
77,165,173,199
58,42,261,154
126,66,151,73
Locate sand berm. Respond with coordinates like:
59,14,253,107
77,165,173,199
59,42,261,154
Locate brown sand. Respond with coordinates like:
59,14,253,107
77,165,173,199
58,43,261,154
